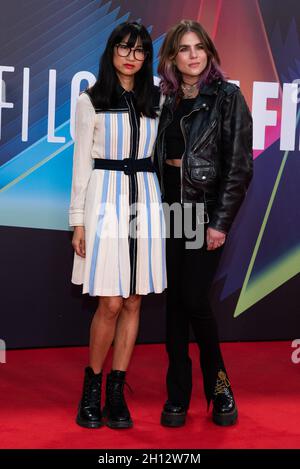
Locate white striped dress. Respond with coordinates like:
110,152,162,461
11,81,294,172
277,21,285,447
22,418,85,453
69,86,166,298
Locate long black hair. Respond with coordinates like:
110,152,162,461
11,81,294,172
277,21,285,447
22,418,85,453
87,22,157,118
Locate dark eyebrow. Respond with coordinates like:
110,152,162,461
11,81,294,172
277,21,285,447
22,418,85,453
179,42,203,47
120,41,143,48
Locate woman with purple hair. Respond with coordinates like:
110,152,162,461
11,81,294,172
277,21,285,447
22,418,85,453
154,20,253,427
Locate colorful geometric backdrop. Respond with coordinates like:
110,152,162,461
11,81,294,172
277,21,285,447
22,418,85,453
0,0,299,348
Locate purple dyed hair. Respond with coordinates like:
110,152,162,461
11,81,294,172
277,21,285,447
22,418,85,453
158,20,226,96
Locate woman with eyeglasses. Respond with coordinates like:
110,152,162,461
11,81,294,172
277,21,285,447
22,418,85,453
155,20,253,427
69,22,166,429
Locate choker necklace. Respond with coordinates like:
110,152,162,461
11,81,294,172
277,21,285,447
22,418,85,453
181,81,199,98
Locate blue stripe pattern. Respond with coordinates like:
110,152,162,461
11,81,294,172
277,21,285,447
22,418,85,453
117,113,123,160
143,172,154,292
153,173,166,289
89,169,110,295
105,114,111,159
116,170,123,296
143,118,152,158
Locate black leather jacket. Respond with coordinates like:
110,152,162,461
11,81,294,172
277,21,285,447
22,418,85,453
154,79,253,233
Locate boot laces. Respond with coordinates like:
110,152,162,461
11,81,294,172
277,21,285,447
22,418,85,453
109,380,133,406
83,378,101,406
214,370,231,396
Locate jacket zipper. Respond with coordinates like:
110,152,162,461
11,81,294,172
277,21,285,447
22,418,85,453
179,104,207,203
192,119,217,153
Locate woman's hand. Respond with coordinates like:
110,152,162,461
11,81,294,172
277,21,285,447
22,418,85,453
72,226,86,258
206,227,226,251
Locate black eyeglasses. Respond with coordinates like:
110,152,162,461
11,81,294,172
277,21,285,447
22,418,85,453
115,43,147,61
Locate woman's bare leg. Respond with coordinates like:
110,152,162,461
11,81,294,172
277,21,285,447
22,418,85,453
89,296,124,373
111,295,142,371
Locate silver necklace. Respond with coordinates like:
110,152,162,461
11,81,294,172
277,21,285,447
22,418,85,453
181,81,199,99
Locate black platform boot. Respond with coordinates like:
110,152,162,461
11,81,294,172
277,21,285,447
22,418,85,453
160,400,187,427
212,370,238,426
103,370,133,429
76,367,103,428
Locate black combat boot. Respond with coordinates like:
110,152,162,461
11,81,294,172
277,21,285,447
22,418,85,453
76,367,103,428
160,400,187,427
103,370,133,429
212,370,238,426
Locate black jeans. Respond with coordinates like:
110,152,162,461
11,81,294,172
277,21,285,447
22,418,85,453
163,163,227,409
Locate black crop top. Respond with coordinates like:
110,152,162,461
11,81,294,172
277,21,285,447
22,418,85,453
165,97,196,159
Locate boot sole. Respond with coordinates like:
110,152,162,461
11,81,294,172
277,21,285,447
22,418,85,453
212,407,238,426
161,411,186,427
105,419,133,429
76,416,104,429
102,408,133,429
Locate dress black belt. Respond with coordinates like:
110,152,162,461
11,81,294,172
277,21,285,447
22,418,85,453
93,157,155,176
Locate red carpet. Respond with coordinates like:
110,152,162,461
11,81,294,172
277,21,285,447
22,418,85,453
0,342,299,449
